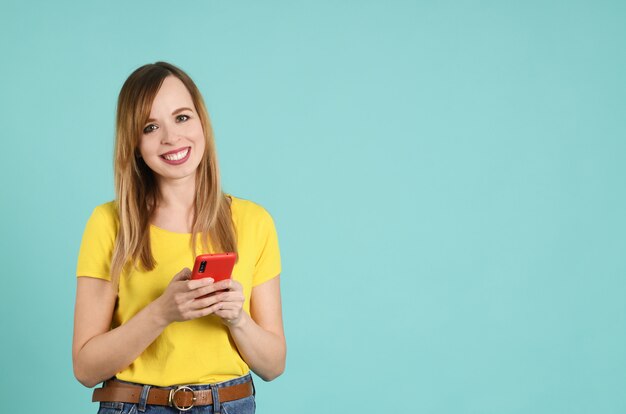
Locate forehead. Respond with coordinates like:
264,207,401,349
150,76,194,113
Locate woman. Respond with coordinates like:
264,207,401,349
73,62,285,414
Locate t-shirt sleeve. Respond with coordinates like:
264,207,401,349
252,208,282,286
76,204,117,280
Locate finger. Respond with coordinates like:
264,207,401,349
186,276,214,291
177,277,212,302
214,302,243,322
186,282,224,300
213,279,241,292
191,302,223,318
211,291,244,304
214,310,234,320
172,268,192,282
214,302,241,312
214,305,242,323
191,294,222,309
187,307,215,319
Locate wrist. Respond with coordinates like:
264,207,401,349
225,310,250,330
147,298,170,329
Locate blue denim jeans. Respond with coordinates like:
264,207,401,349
97,374,255,414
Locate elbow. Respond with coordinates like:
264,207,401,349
73,361,101,388
259,360,286,382
75,373,101,389
260,342,286,382
77,378,100,388
268,365,285,382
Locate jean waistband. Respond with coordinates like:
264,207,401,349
94,373,255,411
114,373,253,391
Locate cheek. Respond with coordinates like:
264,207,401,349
137,139,163,172
190,123,204,140
191,126,206,151
138,136,157,158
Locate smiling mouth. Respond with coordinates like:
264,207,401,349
160,147,191,164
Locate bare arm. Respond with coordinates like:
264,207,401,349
213,275,286,381
72,269,220,388
72,277,166,387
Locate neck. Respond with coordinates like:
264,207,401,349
156,175,196,213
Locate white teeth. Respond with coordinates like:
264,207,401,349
162,148,189,161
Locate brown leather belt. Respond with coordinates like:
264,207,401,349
93,378,253,411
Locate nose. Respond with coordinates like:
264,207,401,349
160,124,180,145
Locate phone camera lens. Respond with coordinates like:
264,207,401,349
199,261,207,272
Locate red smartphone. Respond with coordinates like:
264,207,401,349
191,253,237,296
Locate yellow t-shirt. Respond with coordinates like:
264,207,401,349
76,195,281,386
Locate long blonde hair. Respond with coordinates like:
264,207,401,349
110,62,237,284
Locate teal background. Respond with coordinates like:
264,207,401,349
1,1,625,413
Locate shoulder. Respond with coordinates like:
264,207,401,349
228,194,275,223
228,195,281,283
227,194,278,238
91,201,118,221
93,200,118,217
84,201,119,233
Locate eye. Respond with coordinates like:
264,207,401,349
143,124,158,134
176,114,190,122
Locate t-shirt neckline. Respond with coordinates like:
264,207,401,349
150,194,234,236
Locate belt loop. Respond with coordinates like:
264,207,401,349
137,384,151,412
251,376,256,397
211,384,221,414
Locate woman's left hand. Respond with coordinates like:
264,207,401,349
211,279,246,326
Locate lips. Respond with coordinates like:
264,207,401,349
160,147,191,165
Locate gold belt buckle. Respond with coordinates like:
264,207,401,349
168,385,196,411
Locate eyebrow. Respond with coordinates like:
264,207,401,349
145,107,194,123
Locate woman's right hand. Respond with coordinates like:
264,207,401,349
151,268,223,326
